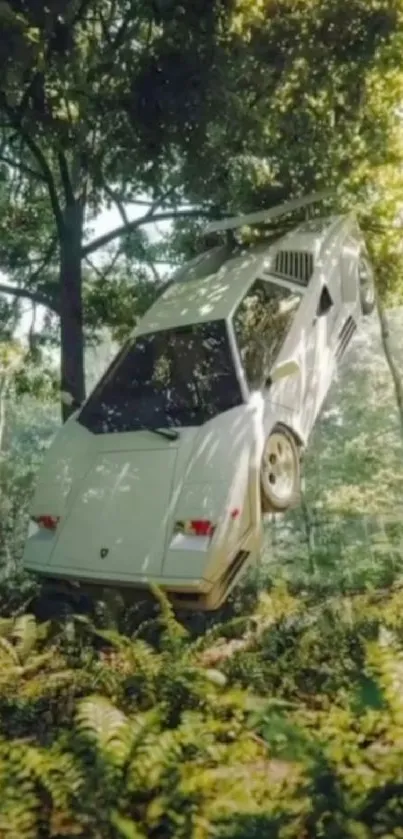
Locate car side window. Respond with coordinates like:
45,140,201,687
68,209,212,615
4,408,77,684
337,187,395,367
232,279,301,390
317,285,333,317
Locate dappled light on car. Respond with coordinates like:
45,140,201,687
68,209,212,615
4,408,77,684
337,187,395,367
23,206,375,611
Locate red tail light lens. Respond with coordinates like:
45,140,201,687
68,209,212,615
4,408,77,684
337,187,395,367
32,515,60,532
190,520,215,537
174,510,240,539
175,519,215,537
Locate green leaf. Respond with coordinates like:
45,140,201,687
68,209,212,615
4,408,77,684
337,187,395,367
110,811,148,839
351,673,387,713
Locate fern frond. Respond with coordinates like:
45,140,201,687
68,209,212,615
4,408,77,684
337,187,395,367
0,798,39,839
110,810,148,839
76,695,131,764
21,651,57,678
0,618,15,638
11,614,37,663
149,583,189,643
0,665,24,689
366,635,403,718
0,635,20,666
126,723,182,791
188,616,252,658
0,740,39,839
20,668,89,701
24,744,83,815
127,638,161,678
91,625,132,650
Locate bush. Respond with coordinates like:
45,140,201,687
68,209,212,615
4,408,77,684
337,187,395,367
1,581,403,838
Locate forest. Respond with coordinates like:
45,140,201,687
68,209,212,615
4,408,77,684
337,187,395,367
2,0,403,836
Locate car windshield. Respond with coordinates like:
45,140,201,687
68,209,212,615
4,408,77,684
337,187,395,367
78,320,243,434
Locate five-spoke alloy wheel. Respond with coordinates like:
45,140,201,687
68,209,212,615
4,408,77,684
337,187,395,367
359,255,376,316
260,426,300,513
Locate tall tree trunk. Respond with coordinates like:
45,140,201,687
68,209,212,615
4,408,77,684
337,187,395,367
0,375,9,453
300,487,316,575
59,201,85,423
376,293,403,445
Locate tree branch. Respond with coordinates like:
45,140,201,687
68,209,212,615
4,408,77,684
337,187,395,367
0,152,45,181
103,182,129,226
84,245,122,282
0,283,57,311
0,238,59,312
82,209,214,257
0,95,64,238
73,0,94,24
84,255,105,280
364,222,403,234
124,199,154,207
19,132,64,238
149,262,162,283
26,237,58,286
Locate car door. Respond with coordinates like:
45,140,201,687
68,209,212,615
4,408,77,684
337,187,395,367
299,283,331,439
300,266,347,440
232,278,306,431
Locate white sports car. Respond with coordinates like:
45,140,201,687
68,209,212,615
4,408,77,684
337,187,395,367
23,195,375,611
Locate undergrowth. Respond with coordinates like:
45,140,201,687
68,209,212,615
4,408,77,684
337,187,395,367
1,571,403,838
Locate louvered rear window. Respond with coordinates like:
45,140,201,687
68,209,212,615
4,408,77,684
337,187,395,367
273,250,314,286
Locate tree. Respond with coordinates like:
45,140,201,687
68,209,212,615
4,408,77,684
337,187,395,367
0,0,220,419
2,0,403,422
0,333,58,573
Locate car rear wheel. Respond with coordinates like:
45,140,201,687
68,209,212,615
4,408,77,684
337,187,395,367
359,255,375,316
260,426,301,513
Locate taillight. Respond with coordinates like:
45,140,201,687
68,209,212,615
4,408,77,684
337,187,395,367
32,515,60,532
175,519,215,537
174,510,240,538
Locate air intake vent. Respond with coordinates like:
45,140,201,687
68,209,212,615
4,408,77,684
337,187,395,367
273,250,314,286
336,316,357,361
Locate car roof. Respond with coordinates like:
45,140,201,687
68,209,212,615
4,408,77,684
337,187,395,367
136,244,271,335
135,214,349,337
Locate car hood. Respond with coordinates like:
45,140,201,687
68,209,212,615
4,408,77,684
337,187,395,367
45,405,253,579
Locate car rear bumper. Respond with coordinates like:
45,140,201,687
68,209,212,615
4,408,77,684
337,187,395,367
24,526,257,611
23,544,211,594
28,549,252,612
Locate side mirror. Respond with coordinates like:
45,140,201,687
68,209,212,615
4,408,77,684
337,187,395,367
61,390,82,410
266,359,299,386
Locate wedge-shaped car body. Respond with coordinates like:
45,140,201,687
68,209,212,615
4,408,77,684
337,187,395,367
23,205,375,610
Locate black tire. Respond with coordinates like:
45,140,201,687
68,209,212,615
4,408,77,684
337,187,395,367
32,584,93,622
359,255,375,316
260,425,301,513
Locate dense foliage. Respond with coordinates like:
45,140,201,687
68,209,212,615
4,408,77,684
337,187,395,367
2,0,403,414
2,3,403,835
266,308,403,595
0,308,402,837
2,581,403,838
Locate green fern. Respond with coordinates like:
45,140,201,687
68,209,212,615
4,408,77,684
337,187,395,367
11,614,37,663
149,583,189,646
1,580,403,836
0,618,15,638
0,634,20,666
76,694,135,766
110,810,148,839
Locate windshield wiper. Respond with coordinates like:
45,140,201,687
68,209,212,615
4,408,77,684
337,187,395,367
144,427,179,441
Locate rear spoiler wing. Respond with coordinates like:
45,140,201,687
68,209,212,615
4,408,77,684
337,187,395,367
205,189,335,235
